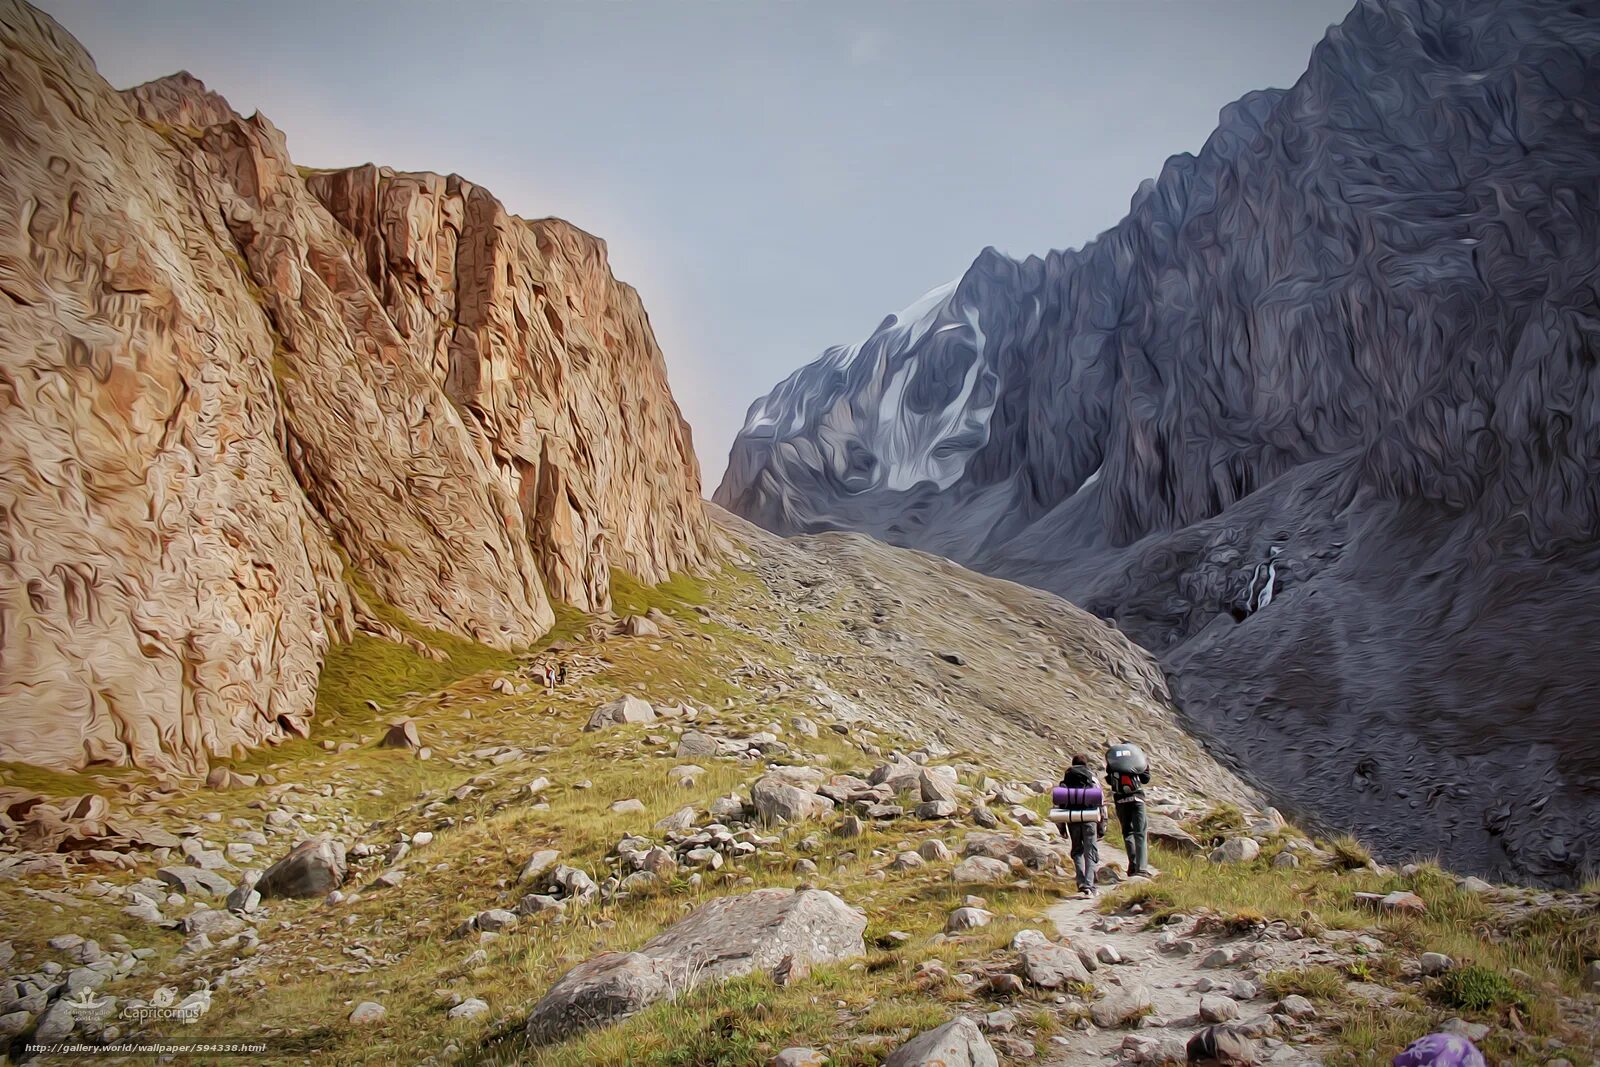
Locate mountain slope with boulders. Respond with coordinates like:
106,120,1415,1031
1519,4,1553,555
716,0,1600,885
0,1,709,775
1,511,1594,1065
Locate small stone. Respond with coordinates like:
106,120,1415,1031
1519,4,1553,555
1210,837,1261,864
1199,994,1240,1023
448,997,489,1020
884,1017,998,1067
1271,851,1299,869
1379,890,1427,914
1091,984,1153,1028
1200,947,1236,968
918,839,952,862
655,806,697,833
772,1049,827,1067
1277,994,1316,1019
951,856,1011,884
890,851,925,871
667,765,705,788
1420,952,1455,976
982,1009,1017,1033
517,849,561,886
945,907,992,932
610,798,646,815
349,1001,386,1024
1096,944,1123,965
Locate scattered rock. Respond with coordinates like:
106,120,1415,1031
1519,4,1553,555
517,850,561,886
1090,984,1153,1028
1277,995,1316,1020
525,889,865,1042
1210,838,1260,864
752,776,834,825
157,865,232,897
951,856,1011,884
1015,930,1091,988
1199,994,1240,1023
772,1049,827,1067
946,907,992,932
1271,851,1299,869
610,799,646,815
379,720,421,749
1420,952,1455,976
1145,812,1201,852
884,1016,998,1067
918,839,952,862
1185,1023,1260,1065
667,765,705,788
676,730,722,758
645,809,694,838
586,696,657,731
448,997,490,1020
348,1001,387,1025
256,836,347,899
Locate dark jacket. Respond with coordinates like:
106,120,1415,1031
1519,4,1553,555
1061,765,1097,789
1059,765,1106,836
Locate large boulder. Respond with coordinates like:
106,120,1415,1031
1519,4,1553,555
884,1017,998,1067
1145,812,1201,852
1014,930,1091,988
255,836,346,899
952,856,1012,884
586,696,656,731
525,888,865,1042
751,775,835,826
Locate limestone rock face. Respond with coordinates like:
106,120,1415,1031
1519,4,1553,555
718,0,1600,885
0,2,709,772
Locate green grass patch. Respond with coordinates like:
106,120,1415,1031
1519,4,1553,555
1263,965,1349,1002
1429,964,1527,1012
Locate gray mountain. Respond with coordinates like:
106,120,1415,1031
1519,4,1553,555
716,0,1600,884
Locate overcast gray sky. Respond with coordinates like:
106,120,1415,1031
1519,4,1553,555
43,0,1352,486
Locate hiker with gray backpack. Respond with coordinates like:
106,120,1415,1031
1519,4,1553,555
1106,742,1151,877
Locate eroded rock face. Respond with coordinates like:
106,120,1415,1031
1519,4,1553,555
0,2,709,772
717,0,1600,884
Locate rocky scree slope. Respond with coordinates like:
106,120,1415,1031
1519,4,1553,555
716,0,1600,885
0,1,710,775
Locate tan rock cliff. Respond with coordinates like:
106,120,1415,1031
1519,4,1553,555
0,1,710,773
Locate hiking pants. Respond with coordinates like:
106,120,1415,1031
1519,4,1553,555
1116,799,1148,874
1066,822,1099,890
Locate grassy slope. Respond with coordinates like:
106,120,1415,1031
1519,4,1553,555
2,559,1596,1066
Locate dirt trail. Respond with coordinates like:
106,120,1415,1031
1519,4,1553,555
1038,844,1331,1066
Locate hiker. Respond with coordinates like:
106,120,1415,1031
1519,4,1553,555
555,661,567,686
1055,753,1106,895
1106,742,1151,877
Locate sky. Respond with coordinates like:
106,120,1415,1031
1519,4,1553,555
42,0,1353,487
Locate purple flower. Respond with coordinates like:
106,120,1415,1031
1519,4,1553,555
1392,1033,1487,1067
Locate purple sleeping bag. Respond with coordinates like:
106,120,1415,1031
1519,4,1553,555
1052,785,1103,809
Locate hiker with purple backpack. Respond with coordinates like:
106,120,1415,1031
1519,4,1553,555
1052,753,1107,895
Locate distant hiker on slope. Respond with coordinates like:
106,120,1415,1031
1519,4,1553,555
1106,742,1152,877
1052,753,1106,896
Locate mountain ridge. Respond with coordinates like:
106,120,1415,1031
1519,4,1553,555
717,0,1600,885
